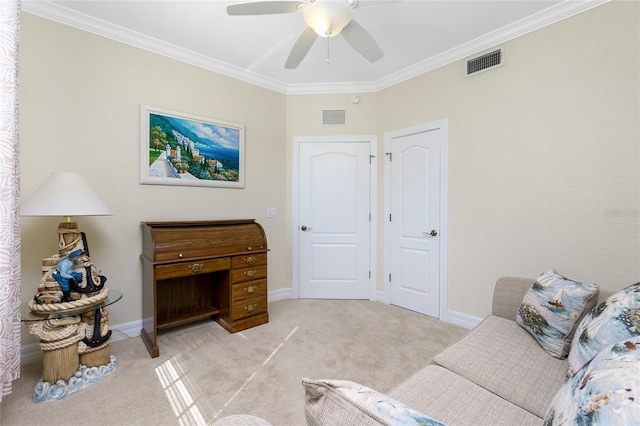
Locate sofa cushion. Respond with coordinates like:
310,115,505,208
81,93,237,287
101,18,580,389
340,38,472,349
302,378,444,426
545,337,640,425
389,365,541,426
432,315,568,418
516,269,599,358
567,282,640,376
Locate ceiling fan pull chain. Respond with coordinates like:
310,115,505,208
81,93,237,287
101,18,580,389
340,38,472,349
326,35,330,64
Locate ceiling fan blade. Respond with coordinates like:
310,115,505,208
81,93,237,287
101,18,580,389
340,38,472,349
285,27,318,69
340,19,384,63
227,1,304,16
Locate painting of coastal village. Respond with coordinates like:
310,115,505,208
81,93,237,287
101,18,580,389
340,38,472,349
140,106,244,188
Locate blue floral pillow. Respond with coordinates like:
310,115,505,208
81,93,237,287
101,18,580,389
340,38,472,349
516,269,599,359
544,338,640,425
568,282,640,376
302,379,445,426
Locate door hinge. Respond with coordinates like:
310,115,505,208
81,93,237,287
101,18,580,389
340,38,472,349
389,213,392,222
369,270,371,279
369,213,371,221
385,152,392,161
388,273,392,282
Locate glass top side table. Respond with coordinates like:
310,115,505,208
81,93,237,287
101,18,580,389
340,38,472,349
21,289,123,322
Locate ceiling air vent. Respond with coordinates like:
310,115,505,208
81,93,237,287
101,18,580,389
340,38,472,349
322,109,347,126
466,48,503,77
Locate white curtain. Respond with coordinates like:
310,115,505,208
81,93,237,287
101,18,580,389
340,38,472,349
0,0,22,400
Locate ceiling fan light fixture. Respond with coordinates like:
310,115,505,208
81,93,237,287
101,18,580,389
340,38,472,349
303,1,353,38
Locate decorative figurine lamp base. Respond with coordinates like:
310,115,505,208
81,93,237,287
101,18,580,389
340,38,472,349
21,172,120,402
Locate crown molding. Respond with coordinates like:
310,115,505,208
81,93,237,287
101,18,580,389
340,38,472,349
21,0,609,95
286,0,610,94
21,1,289,94
286,80,381,95
371,0,610,92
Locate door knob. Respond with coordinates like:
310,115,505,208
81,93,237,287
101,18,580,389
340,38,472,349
301,225,311,231
423,230,438,237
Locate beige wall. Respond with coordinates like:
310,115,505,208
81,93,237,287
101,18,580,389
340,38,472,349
19,15,288,338
19,0,639,341
377,1,639,317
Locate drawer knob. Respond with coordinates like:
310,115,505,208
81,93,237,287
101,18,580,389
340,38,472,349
188,263,204,272
244,256,256,265
244,270,256,278
179,253,184,258
244,304,257,313
244,285,257,294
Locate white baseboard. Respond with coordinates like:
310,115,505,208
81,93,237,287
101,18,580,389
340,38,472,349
21,289,482,363
22,289,292,364
373,290,481,330
444,310,482,330
373,290,386,303
21,319,143,365
268,287,293,302
21,343,42,366
110,318,143,341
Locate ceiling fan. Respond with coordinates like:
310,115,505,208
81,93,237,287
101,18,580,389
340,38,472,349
227,0,392,69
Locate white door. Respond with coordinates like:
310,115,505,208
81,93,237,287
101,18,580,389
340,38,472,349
297,140,372,299
386,122,446,317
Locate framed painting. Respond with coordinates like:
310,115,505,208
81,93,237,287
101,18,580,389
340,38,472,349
140,105,245,188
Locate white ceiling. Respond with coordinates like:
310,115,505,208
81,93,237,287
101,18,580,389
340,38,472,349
21,0,607,94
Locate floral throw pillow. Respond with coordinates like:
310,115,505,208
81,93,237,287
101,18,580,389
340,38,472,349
567,282,640,376
544,338,640,425
302,378,445,426
516,269,599,358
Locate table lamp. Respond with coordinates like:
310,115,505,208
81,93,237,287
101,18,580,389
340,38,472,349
21,172,117,400
21,172,112,253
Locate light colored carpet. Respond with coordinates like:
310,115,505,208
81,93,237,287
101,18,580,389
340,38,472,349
1,299,467,426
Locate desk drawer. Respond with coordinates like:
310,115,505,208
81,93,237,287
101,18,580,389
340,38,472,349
156,257,230,280
232,279,267,302
231,253,267,268
231,265,267,283
231,296,267,321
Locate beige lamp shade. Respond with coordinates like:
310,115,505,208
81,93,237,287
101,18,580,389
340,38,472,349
21,172,112,218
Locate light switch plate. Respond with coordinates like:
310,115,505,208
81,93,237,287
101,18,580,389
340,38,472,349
267,208,276,218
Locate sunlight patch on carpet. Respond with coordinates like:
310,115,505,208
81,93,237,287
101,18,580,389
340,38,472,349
156,353,206,426
213,326,300,420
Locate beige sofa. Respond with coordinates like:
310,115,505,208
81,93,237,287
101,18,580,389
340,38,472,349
304,276,616,425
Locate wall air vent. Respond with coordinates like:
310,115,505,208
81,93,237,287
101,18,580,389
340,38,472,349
466,48,503,77
322,109,347,126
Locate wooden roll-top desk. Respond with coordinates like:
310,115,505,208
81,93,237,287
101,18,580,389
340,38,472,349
140,219,269,358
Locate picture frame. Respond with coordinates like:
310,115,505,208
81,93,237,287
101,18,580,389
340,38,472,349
140,105,245,188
